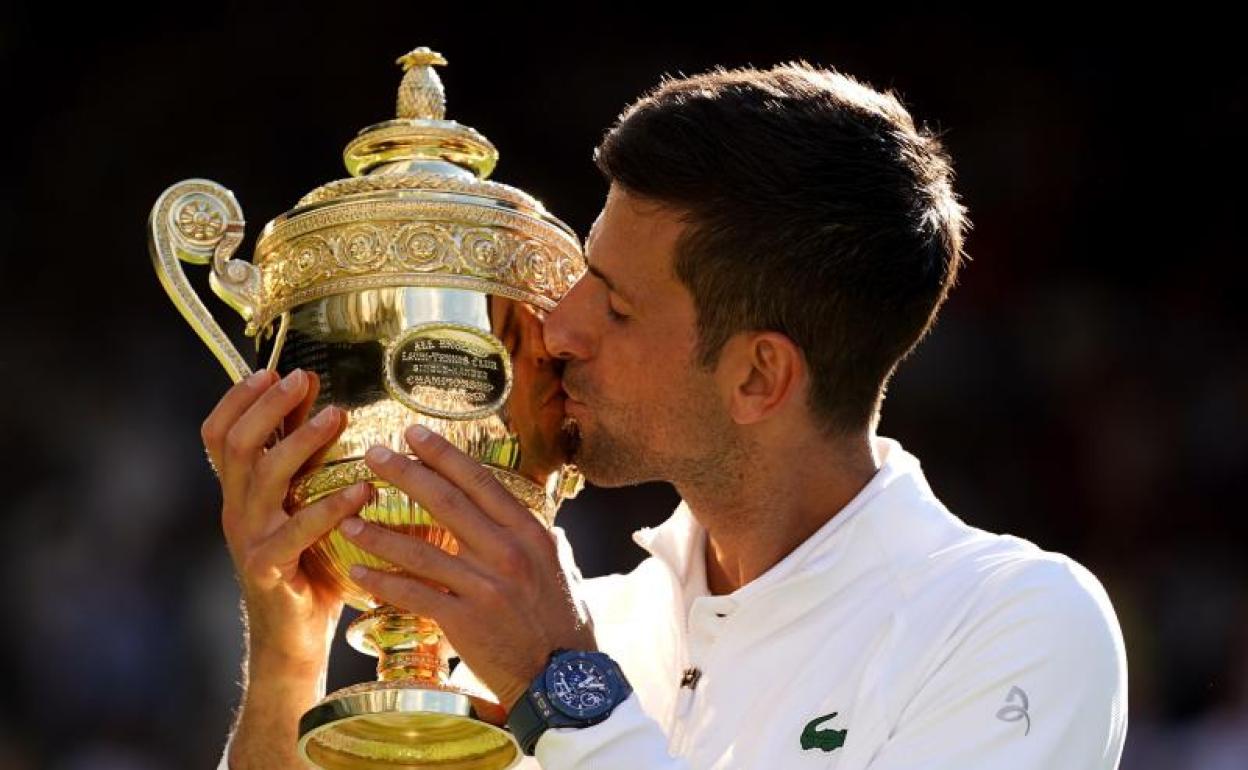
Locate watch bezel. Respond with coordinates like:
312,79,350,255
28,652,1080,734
542,651,622,721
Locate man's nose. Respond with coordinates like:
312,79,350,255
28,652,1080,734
543,278,591,361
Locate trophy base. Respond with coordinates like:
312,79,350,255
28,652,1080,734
298,680,520,770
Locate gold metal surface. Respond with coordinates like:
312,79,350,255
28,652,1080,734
148,44,585,769
381,321,514,422
299,684,520,770
269,281,574,770
148,180,258,381
253,193,581,331
297,173,539,210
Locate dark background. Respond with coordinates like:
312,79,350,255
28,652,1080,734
2,5,1245,768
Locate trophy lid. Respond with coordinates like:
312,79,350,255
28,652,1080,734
247,47,584,333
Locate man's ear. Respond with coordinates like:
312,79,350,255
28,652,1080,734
718,331,805,426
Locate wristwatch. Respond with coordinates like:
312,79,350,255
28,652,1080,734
506,648,633,755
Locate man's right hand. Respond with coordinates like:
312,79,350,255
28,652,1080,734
201,368,371,768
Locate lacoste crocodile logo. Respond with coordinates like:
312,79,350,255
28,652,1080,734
800,712,848,752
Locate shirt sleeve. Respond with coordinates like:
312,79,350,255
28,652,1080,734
864,557,1128,770
536,694,689,770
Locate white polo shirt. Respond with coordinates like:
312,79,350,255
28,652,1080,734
530,437,1127,769
219,438,1127,768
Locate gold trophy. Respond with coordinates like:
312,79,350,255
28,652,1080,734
147,47,585,769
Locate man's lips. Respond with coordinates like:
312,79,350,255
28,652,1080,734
561,375,592,404
560,370,592,412
563,393,588,414
559,380,583,405
539,384,567,408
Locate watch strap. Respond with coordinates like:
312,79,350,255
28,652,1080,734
507,686,554,756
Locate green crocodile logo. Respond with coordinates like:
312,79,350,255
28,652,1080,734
800,712,848,752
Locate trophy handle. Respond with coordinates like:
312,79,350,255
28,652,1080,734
148,179,262,383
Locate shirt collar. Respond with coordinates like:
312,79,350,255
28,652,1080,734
630,437,926,600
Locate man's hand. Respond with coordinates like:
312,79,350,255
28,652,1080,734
341,424,596,712
201,369,370,768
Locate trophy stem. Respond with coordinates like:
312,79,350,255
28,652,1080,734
349,608,451,686
300,605,520,769
378,648,445,683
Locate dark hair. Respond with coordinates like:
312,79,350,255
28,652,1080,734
594,62,968,433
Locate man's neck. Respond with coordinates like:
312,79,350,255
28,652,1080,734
679,431,880,596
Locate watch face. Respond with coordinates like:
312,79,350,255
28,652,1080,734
545,655,616,720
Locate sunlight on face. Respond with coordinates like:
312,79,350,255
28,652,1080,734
545,186,735,488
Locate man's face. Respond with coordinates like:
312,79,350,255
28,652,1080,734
543,185,733,487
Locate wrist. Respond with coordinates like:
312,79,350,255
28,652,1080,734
506,649,632,756
247,642,328,683
229,672,322,770
494,682,529,715
241,654,326,716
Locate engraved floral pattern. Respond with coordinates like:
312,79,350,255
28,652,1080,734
392,223,453,271
290,458,548,519
175,198,225,243
336,225,388,273
253,205,583,328
460,229,507,271
279,235,334,289
515,240,552,292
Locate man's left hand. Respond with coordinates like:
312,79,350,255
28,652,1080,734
340,424,596,713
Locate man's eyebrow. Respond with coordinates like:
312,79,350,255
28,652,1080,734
586,262,631,303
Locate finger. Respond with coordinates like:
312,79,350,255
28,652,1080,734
283,370,321,435
338,517,488,598
221,369,312,490
248,481,372,582
364,445,504,555
251,405,345,512
201,370,278,468
404,424,537,530
348,564,457,621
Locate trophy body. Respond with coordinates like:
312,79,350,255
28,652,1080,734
148,48,584,769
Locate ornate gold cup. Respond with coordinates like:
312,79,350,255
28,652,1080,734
148,47,585,769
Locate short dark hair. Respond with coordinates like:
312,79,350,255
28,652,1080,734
594,62,968,433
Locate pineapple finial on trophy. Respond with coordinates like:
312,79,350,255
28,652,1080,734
341,45,498,180
396,46,448,120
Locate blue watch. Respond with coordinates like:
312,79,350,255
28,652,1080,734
506,649,633,755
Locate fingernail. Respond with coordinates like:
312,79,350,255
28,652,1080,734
310,407,337,429
366,446,394,463
340,517,364,536
246,370,271,389
408,424,431,442
280,369,305,392
349,481,371,500
349,565,368,581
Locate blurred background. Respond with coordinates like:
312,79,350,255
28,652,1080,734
1,4,1244,768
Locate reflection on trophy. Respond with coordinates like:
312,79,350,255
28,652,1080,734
147,46,585,769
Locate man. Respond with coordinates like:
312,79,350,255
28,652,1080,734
206,62,1127,768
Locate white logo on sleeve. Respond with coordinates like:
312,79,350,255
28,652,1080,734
995,686,1031,735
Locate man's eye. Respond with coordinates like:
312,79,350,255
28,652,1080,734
606,303,628,322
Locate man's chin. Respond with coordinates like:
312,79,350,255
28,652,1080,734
560,415,655,488
570,444,653,489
